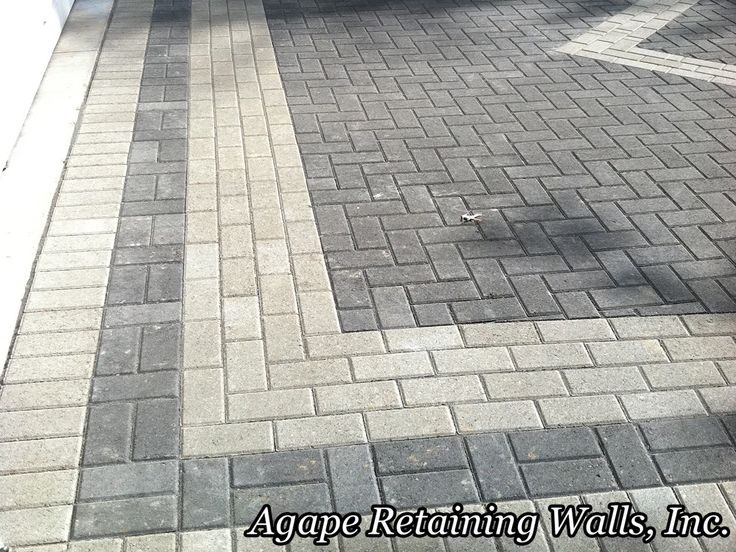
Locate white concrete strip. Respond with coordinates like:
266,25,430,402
0,0,114,375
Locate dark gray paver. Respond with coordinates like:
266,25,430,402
640,416,732,450
133,398,179,461
90,371,179,402
233,483,333,524
509,427,600,462
183,458,230,529
96,326,141,375
264,0,736,329
655,447,736,483
231,450,326,487
78,461,179,501
140,323,180,371
381,470,480,508
73,496,178,538
82,403,134,466
597,425,662,488
520,458,618,496
466,433,527,501
374,436,468,475
327,445,381,512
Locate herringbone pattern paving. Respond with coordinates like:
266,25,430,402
264,0,736,330
641,0,736,65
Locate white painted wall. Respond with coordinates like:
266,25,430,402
0,0,75,169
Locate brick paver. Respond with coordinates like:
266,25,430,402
1,0,736,549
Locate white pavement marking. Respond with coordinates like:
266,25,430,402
556,0,736,87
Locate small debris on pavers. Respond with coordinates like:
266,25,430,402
461,210,483,223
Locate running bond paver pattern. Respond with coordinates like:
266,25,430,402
263,0,736,328
2,0,736,549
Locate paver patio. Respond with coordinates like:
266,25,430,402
0,0,735,549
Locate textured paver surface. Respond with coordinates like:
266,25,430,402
1,0,736,549
265,0,736,329
642,0,736,65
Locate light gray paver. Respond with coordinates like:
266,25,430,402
611,316,688,339
664,337,736,361
642,361,725,389
564,367,648,394
453,401,542,432
384,326,463,352
306,332,385,358
400,376,486,405
229,389,315,421
621,390,707,420
276,414,367,449
511,343,592,369
588,340,669,365
0,470,78,510
536,320,614,342
460,322,540,346
183,422,274,457
365,407,455,440
315,382,402,413
269,359,352,388
538,396,626,426
677,484,736,552
0,506,73,548
483,372,568,399
432,348,514,374
351,352,433,381
699,386,736,413
630,487,701,552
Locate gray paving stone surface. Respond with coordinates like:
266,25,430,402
6,0,735,548
74,415,736,535
641,0,736,65
263,0,736,329
71,0,189,539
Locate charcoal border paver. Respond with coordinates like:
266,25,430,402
70,0,190,539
